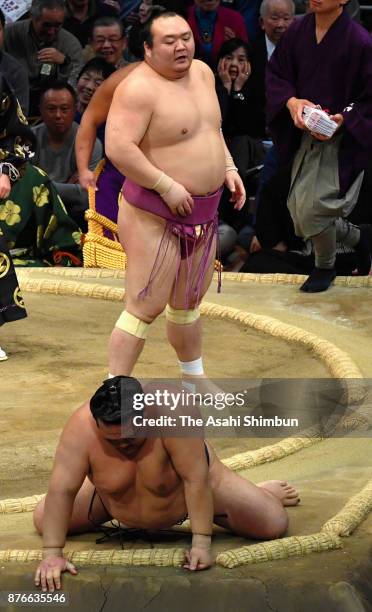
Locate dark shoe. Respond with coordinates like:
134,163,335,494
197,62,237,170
300,268,337,292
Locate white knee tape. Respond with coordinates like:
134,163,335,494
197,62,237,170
166,305,200,325
115,311,149,339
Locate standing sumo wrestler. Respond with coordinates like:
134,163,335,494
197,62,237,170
105,10,245,381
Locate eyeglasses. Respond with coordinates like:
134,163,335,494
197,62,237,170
92,36,123,44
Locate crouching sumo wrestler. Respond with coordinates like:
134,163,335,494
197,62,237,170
34,377,299,592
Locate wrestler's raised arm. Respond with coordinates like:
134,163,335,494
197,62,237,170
34,410,90,592
75,64,139,191
163,437,213,571
105,75,194,217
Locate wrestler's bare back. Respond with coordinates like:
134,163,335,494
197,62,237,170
63,404,217,530
114,59,226,195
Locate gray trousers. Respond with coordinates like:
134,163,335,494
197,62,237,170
313,219,360,269
287,133,364,268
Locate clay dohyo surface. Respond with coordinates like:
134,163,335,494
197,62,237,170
0,270,371,612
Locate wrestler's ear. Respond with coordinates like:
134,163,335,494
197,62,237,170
144,42,152,60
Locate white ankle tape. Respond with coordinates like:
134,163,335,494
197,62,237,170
179,357,204,376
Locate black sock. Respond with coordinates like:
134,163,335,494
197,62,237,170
354,224,372,275
300,268,337,293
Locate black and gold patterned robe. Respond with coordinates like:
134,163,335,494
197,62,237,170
0,73,30,326
0,227,26,325
0,74,82,267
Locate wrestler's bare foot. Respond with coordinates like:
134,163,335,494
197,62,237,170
257,480,300,506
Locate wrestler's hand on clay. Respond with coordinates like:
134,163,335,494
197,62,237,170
286,97,316,130
310,113,344,142
225,169,246,210
162,180,194,217
183,543,213,571
0,174,11,199
79,168,97,191
35,555,77,593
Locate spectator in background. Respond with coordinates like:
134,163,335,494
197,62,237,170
119,0,142,21
4,0,83,116
63,0,99,47
215,38,265,264
230,0,263,41
210,0,263,40
64,0,121,48
216,39,263,148
138,0,154,23
124,0,187,28
32,82,102,230
249,0,295,139
125,0,154,61
131,0,190,22
75,58,115,145
187,0,248,67
89,17,128,68
0,9,29,116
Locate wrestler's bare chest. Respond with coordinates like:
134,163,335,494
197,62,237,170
88,438,182,501
143,70,221,147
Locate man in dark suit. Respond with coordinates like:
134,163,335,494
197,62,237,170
248,0,294,138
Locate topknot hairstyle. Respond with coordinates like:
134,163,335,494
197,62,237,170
90,376,143,425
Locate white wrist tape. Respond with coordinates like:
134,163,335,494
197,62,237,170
152,172,174,196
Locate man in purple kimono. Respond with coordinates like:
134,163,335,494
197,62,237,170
266,0,372,291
